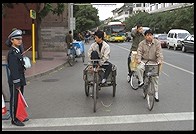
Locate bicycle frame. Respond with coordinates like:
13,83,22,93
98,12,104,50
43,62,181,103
83,59,117,112
143,60,159,111
67,45,76,66
130,60,159,111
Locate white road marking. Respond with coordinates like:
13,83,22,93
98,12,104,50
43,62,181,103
2,112,194,128
163,62,194,75
111,44,194,75
161,71,169,77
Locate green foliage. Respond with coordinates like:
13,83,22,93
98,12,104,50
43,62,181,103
125,5,194,34
39,3,65,21
73,4,101,34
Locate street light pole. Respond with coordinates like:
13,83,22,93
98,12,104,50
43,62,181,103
68,3,117,35
68,3,74,36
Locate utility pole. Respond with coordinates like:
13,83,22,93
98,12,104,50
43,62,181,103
68,3,116,35
70,3,74,35
68,3,74,36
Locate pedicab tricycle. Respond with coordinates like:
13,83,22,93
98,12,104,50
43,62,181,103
83,60,117,112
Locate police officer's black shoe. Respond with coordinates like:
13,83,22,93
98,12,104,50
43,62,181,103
11,120,25,126
23,118,29,122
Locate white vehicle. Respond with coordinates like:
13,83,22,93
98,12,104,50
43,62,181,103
167,29,190,50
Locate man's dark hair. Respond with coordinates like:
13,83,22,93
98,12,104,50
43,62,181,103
69,30,72,34
144,29,153,36
136,23,142,29
94,30,104,39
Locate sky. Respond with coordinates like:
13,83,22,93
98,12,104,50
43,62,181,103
92,3,124,21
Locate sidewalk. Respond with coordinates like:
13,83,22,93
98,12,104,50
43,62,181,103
2,50,68,81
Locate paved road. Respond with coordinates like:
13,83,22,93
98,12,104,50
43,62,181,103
2,41,194,131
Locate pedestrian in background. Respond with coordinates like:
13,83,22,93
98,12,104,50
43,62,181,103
65,30,73,55
7,29,29,126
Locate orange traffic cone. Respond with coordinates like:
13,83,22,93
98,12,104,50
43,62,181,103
2,94,7,115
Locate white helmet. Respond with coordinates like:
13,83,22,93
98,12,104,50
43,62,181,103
8,29,22,39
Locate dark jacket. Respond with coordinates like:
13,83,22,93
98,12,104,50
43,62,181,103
130,30,145,51
7,46,26,88
65,34,73,49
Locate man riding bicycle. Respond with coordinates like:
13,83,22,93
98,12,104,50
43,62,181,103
88,30,112,85
127,24,145,82
136,29,163,102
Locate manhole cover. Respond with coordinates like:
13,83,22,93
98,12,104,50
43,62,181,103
42,79,59,82
42,58,54,60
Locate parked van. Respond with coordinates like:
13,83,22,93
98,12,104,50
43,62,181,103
167,29,190,50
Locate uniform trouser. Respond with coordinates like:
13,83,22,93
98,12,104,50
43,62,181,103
136,63,159,92
91,51,112,79
9,84,24,121
127,52,132,75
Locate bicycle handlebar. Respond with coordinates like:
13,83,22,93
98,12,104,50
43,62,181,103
144,60,159,65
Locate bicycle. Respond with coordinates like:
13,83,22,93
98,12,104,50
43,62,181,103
83,59,117,112
72,41,85,63
130,60,160,111
67,44,77,66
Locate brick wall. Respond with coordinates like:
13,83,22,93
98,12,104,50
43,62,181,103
2,3,69,51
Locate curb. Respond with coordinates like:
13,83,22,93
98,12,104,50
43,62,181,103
26,61,68,81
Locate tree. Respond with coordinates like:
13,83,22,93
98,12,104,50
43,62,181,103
2,3,65,59
124,5,194,34
73,4,100,34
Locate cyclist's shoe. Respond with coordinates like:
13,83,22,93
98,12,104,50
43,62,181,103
127,75,131,83
101,79,106,84
127,72,132,83
100,78,107,86
138,81,144,87
155,92,159,102
155,98,159,102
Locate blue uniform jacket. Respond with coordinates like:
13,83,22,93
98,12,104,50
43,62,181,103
7,46,26,88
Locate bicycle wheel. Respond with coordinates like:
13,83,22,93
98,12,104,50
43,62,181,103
146,81,155,111
130,71,139,90
81,52,85,63
85,81,89,97
112,74,116,97
68,54,75,66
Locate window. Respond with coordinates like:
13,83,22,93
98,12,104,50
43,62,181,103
136,4,141,7
174,33,177,38
186,35,191,40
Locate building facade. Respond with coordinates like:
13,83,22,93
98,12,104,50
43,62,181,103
110,3,193,22
2,3,69,51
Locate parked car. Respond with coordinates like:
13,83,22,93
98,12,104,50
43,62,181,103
154,34,167,48
167,29,190,50
181,35,194,52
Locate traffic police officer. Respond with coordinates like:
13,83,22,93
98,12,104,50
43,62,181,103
7,29,29,126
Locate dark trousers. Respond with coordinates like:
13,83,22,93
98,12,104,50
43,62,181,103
9,83,24,121
91,51,112,79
